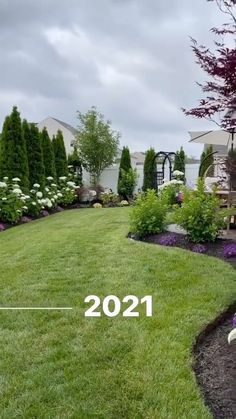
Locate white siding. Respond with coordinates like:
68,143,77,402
37,117,75,155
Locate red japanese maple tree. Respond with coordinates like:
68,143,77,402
183,0,236,130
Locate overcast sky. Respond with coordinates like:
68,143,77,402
0,0,224,157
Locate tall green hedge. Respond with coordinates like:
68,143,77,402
52,130,68,179
143,148,156,191
0,107,29,189
24,120,45,188
41,127,56,179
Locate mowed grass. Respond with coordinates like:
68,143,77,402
0,208,235,418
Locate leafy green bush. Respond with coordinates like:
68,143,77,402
174,179,226,243
118,168,138,199
130,189,167,237
100,191,119,206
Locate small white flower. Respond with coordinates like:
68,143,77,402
173,170,184,177
23,206,28,210
17,210,21,213
59,176,67,181
30,189,36,193
20,196,26,201
57,193,62,198
45,187,49,192
33,183,40,188
68,165,73,168
12,177,21,182
12,188,22,195
3,177,8,181
24,195,30,200
36,191,43,198
32,202,36,206
51,183,57,187
67,181,76,187
2,197,7,201
46,176,53,181
0,182,7,188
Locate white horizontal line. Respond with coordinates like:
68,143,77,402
0,307,73,310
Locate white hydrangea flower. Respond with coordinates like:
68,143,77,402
45,187,49,192
33,183,40,188
0,182,7,188
30,189,36,193
23,206,28,210
2,197,7,201
12,188,22,195
20,196,26,201
57,193,63,198
46,176,53,181
173,170,184,177
67,181,76,187
3,177,8,181
12,177,21,182
17,210,21,213
36,191,43,198
24,195,30,200
32,202,36,206
51,183,57,187
68,165,73,168
59,176,67,181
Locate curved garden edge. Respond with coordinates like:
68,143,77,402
128,231,236,418
192,302,236,419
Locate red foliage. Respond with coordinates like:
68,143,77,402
183,0,236,130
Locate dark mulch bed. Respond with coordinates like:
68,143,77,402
131,231,236,266
128,231,236,418
193,304,236,419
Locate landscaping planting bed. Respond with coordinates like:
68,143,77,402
193,304,236,419
139,231,236,266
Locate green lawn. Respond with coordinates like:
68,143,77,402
0,208,235,418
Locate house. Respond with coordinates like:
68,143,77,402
37,117,77,155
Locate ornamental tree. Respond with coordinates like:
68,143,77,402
24,121,45,188
142,148,156,191
76,107,120,185
0,107,29,189
183,0,236,131
41,127,56,179
52,130,68,179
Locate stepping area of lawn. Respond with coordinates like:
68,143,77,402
0,207,235,418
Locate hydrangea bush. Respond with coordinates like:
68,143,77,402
0,174,78,224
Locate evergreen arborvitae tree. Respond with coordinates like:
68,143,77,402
143,148,156,191
118,146,131,194
68,146,83,185
0,107,29,188
174,146,186,174
24,120,45,188
52,130,68,179
41,127,56,179
199,145,214,178
118,146,134,198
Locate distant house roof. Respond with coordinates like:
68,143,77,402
51,117,78,136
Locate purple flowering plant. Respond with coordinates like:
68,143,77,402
159,234,178,247
0,223,5,231
223,243,236,258
191,244,207,254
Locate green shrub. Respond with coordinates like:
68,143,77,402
118,168,137,199
130,189,167,237
174,179,226,243
100,191,119,206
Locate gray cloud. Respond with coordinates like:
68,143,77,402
0,0,225,156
